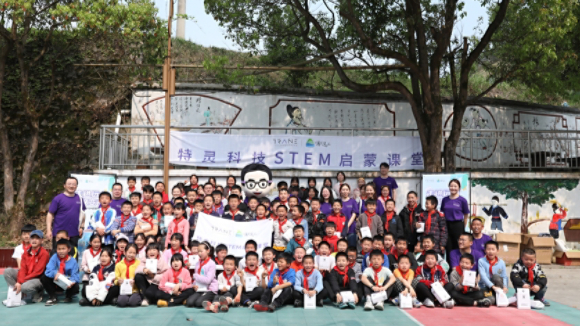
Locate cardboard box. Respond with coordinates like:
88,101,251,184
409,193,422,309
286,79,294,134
521,234,555,265
493,233,522,265
563,220,580,242
554,251,580,266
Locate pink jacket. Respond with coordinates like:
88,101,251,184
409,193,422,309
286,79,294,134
159,268,192,293
165,218,190,248
135,255,169,285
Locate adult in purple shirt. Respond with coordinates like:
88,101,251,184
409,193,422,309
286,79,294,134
449,232,483,271
470,217,492,257
109,183,126,216
440,179,470,257
319,186,334,215
337,183,359,247
373,162,398,201
46,176,86,249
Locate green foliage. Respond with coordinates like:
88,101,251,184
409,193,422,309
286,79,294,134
472,179,578,206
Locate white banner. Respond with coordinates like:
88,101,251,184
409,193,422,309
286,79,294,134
192,213,273,257
421,173,470,210
71,173,117,229
170,132,424,171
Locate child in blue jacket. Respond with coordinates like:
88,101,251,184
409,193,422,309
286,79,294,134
40,239,81,306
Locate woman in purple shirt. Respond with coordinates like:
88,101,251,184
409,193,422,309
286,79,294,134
440,179,470,256
320,186,334,216
338,184,359,247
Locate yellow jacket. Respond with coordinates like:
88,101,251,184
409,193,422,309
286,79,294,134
115,259,141,293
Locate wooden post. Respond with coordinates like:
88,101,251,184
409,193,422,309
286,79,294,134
163,0,174,188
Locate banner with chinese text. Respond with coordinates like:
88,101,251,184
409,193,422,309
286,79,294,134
170,132,423,171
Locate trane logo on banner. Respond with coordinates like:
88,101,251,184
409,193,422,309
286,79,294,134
169,132,424,171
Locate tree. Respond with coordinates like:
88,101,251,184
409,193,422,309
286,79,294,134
472,179,578,234
0,0,165,236
205,0,577,172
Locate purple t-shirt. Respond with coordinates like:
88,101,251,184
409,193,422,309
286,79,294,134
340,198,360,234
48,193,86,238
449,249,483,271
471,233,492,257
373,176,398,195
440,196,470,222
110,198,125,216
320,202,333,216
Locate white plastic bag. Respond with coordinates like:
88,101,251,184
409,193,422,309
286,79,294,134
517,288,531,310
430,282,450,304
399,293,413,309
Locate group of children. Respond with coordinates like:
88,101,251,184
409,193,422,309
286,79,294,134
3,174,550,312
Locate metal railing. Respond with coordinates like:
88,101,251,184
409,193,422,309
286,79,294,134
98,125,580,171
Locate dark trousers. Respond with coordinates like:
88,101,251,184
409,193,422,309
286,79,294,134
213,289,235,303
392,279,420,298
117,292,142,307
81,283,119,305
450,288,484,306
415,282,454,303
259,287,293,307
363,279,393,298
228,285,265,304
292,288,328,304
134,274,159,303
446,220,464,257
40,274,80,299
155,288,195,306
186,291,216,307
52,235,79,251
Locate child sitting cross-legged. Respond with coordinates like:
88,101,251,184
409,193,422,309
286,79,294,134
79,247,118,306
449,253,489,307
390,255,421,308
293,254,327,308
204,255,242,313
362,249,396,311
156,253,195,307
254,252,296,312
41,239,80,306
510,248,549,308
238,251,265,307
478,240,508,306
415,250,455,308
135,243,169,306
329,252,359,309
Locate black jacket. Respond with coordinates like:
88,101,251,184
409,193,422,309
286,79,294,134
510,259,547,290
380,213,404,240
306,211,327,239
388,251,418,272
399,205,424,241
329,268,358,293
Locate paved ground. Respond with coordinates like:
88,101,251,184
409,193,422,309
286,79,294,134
0,266,578,326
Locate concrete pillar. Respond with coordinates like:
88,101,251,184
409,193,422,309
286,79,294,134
176,0,186,39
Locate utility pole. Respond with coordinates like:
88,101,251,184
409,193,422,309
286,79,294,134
162,0,175,188
176,0,186,39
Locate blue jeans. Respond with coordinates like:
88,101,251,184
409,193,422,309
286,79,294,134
347,233,358,248
491,219,503,231
531,286,547,301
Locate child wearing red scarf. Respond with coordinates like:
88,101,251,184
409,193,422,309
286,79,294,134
477,241,508,306
416,196,448,254
361,250,396,311
391,255,421,308
292,255,326,307
329,252,359,309
164,203,190,249
113,244,142,307
307,198,327,239
284,225,311,254
356,199,383,239
156,252,194,307
81,234,103,282
510,248,549,306
205,255,241,313
254,252,296,312
238,252,266,307
388,238,419,271
415,250,454,308
111,202,137,243
41,239,80,306
272,205,293,253
79,248,118,306
289,247,306,272
448,253,489,307
322,222,340,253
381,199,404,240
11,224,35,268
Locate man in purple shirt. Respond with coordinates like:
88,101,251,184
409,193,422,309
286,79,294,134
470,217,492,257
46,176,86,249
109,183,126,216
449,232,483,271
373,162,398,201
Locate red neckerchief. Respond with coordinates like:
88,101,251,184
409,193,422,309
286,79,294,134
271,214,279,221
244,267,258,277
173,216,184,234
89,247,102,258
153,205,162,216
223,271,235,286
115,250,124,263
170,247,181,257
143,199,153,205
198,257,210,275
329,213,345,232
214,203,221,209
312,210,321,223
372,265,382,284
215,257,224,266
230,209,239,219
100,206,109,224
334,266,349,287
256,214,267,220
303,268,314,289
381,248,388,256
128,186,136,193
425,210,436,233
120,214,131,228
22,242,31,252
527,264,535,285
361,250,369,257
294,217,304,226
398,268,412,281
142,217,154,229
455,266,469,293
173,267,183,284
263,262,275,276
314,247,319,256
203,209,213,215
27,247,41,275
408,204,417,228
98,263,110,281
380,195,391,202
384,211,395,232
188,203,195,210
348,261,356,269
131,205,142,216
364,210,375,227
294,237,306,247
487,256,498,276
393,249,408,260
278,219,288,234
277,267,289,284
59,256,69,274
280,200,288,206
124,258,136,278
430,266,437,282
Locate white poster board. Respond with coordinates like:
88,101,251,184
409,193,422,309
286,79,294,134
421,173,470,210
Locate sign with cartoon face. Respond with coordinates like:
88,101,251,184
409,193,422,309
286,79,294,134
241,164,275,198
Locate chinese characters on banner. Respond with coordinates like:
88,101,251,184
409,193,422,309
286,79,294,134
169,132,424,171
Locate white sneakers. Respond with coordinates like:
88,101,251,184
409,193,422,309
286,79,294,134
364,300,374,310
423,299,435,308
443,299,455,309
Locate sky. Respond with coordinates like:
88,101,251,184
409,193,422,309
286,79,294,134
154,0,489,51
